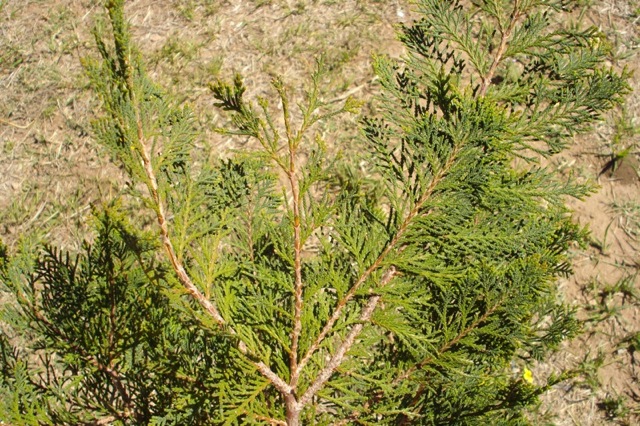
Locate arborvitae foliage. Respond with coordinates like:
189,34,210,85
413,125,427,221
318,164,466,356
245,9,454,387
0,0,630,424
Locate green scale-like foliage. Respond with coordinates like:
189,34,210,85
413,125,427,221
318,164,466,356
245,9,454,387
0,207,229,424
0,0,629,425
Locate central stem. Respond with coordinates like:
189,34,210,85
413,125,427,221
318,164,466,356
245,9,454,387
285,393,300,426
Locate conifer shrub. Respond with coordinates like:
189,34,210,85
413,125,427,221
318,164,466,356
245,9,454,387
0,0,630,424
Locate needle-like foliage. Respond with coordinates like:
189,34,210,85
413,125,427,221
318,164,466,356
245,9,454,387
0,0,629,425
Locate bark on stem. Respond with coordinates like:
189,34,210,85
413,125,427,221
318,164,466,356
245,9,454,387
245,88,311,401
30,307,134,420
296,145,461,377
478,0,521,97
277,83,306,423
119,48,291,397
393,296,505,385
288,151,304,390
298,267,397,408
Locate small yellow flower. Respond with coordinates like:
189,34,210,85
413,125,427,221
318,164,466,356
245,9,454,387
523,368,534,384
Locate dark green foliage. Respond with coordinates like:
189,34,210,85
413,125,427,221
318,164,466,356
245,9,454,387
0,0,629,425
0,206,231,424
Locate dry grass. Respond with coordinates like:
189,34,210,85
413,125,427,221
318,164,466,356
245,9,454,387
0,0,638,423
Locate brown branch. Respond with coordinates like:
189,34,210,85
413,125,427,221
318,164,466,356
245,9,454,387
113,23,226,327
297,145,461,377
298,267,397,408
284,100,305,390
299,294,381,408
117,47,293,398
394,295,506,385
254,357,294,395
120,40,224,327
274,81,308,425
135,107,294,397
272,79,333,392
289,179,304,389
395,299,509,425
478,0,522,97
138,118,227,326
337,295,508,425
28,306,134,420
